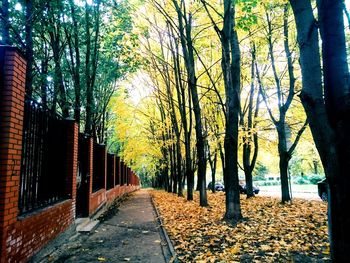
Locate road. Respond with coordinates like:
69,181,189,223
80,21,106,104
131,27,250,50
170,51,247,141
258,185,321,201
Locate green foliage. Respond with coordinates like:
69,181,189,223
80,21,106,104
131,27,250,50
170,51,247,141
308,174,325,185
236,0,258,31
253,162,269,180
293,176,309,185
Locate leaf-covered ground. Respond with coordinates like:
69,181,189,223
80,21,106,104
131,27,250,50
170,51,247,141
152,190,330,262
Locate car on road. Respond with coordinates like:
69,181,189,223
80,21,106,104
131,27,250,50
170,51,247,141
207,181,225,191
317,178,328,201
239,184,260,195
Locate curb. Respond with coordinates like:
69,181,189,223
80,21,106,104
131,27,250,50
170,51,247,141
150,195,179,263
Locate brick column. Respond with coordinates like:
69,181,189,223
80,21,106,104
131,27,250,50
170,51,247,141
87,137,93,204
127,167,130,186
101,145,107,190
65,120,78,201
107,154,115,190
115,157,120,186
120,161,124,185
0,46,26,259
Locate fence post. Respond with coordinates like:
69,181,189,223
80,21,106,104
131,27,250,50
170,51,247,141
102,145,107,190
0,46,26,260
120,161,124,185
127,167,130,186
65,120,78,203
87,137,93,213
115,157,120,186
107,154,115,190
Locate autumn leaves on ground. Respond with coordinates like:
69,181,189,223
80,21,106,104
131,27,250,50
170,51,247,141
152,191,329,262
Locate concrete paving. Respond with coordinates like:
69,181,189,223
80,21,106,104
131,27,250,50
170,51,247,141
32,190,172,263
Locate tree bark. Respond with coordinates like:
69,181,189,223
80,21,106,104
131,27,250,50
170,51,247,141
173,0,207,206
221,0,242,223
290,0,350,260
277,123,291,202
241,45,260,198
68,0,82,123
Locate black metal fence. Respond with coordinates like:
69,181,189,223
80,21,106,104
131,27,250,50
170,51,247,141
106,154,114,190
19,98,68,215
93,143,105,192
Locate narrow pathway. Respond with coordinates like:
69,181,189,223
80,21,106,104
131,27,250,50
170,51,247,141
34,190,170,263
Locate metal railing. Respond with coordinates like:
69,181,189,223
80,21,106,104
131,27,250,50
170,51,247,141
92,143,105,192
106,154,114,190
19,98,68,215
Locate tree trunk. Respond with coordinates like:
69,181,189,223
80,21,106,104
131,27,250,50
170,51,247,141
25,0,33,97
209,151,217,193
290,0,350,260
241,46,259,198
277,123,291,202
317,1,350,260
221,0,242,223
177,138,183,197
173,0,207,206
85,2,93,134
40,57,48,107
51,32,69,118
68,0,81,123
243,142,254,198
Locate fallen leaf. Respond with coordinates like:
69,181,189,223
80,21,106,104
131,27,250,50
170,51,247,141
151,190,329,262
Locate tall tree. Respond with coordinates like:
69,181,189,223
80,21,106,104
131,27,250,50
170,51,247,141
25,0,33,97
84,0,101,135
172,0,208,206
239,44,260,198
201,0,242,222
290,0,350,260
258,4,307,202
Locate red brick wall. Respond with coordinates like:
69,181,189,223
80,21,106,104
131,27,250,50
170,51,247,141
89,189,106,215
0,47,26,237
106,186,122,202
5,200,74,263
106,185,140,204
0,46,140,262
0,46,78,263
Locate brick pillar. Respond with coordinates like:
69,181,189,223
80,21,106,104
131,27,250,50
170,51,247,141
112,155,116,187
115,157,120,186
120,161,124,185
101,145,107,190
107,154,115,190
87,137,93,207
0,46,26,260
127,167,130,186
65,120,78,202
124,164,127,186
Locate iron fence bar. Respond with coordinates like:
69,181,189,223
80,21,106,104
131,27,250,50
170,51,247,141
19,97,69,215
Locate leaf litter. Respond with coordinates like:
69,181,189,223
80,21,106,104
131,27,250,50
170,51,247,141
151,190,330,262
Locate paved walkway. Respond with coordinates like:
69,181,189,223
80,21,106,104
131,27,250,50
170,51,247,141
33,190,171,263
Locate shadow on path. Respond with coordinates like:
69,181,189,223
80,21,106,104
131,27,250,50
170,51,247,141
33,190,170,263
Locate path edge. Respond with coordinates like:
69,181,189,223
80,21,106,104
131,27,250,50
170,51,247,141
150,192,179,263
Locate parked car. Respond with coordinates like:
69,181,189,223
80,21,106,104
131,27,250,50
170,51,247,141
207,181,225,191
318,178,328,201
239,184,260,195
